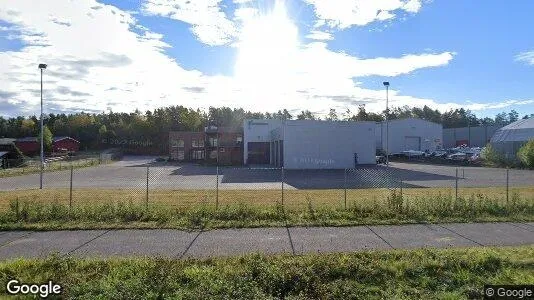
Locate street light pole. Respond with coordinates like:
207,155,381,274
38,63,47,190
383,81,390,166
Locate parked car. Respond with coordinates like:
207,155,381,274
447,152,469,161
432,150,448,158
376,155,386,164
401,150,425,158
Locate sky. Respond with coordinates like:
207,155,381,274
0,0,533,119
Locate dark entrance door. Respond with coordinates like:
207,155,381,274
248,142,270,164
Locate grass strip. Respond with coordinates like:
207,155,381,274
0,246,532,299
0,158,110,178
0,190,533,230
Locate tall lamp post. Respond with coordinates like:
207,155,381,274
383,81,390,166
38,63,47,190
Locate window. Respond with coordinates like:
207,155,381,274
209,137,218,147
192,150,205,160
192,139,198,148
172,139,184,148
177,150,185,160
199,139,205,147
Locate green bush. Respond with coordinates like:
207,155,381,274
481,144,505,165
517,139,534,169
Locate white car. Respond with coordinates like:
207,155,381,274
447,152,469,161
401,150,425,158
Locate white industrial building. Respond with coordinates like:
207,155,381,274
243,119,376,169
376,118,443,154
490,118,534,159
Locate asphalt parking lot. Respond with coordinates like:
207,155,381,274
1,156,533,191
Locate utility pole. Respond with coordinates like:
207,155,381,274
38,63,47,189
383,81,390,166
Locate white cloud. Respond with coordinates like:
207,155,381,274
305,30,333,41
515,51,534,65
233,7,259,22
403,0,422,13
304,0,423,28
0,0,209,116
295,42,454,78
141,0,237,46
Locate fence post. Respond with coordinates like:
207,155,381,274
69,165,73,210
281,167,285,206
400,177,403,198
344,168,347,209
506,168,509,205
146,166,149,208
216,165,219,210
455,168,459,201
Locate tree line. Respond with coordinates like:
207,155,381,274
0,105,531,151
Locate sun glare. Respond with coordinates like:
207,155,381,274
234,0,300,94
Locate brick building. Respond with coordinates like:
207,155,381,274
169,126,243,165
169,131,206,161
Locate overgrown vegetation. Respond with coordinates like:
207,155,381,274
518,139,534,169
0,189,532,230
481,144,508,167
0,246,532,299
0,158,104,178
482,141,534,169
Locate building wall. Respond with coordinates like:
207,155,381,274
283,120,376,169
53,139,80,153
14,141,39,156
443,125,502,148
377,118,443,154
206,131,243,165
169,131,243,165
168,131,205,161
243,119,282,165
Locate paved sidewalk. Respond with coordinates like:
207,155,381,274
0,222,533,260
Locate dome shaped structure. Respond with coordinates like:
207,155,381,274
490,118,534,158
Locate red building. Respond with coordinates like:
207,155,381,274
14,136,80,156
14,137,40,156
52,136,80,153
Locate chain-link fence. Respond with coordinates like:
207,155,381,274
2,159,534,213
0,157,530,213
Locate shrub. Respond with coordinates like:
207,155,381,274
517,139,534,169
481,144,505,166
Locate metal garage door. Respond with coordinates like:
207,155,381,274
404,136,421,151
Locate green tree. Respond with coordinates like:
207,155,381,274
325,108,338,121
296,110,316,120
517,139,534,168
20,119,36,136
37,125,53,153
508,110,519,123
